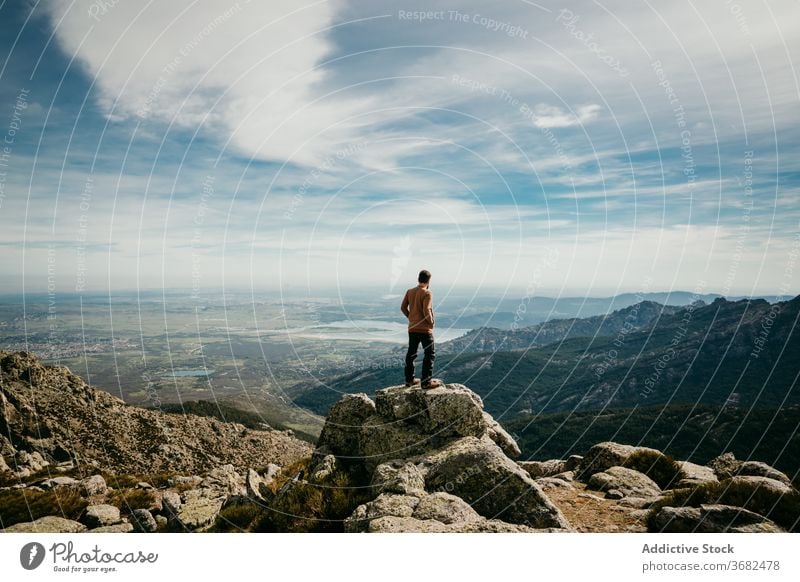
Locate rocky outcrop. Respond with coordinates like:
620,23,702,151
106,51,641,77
0,350,311,475
315,383,570,532
650,504,784,533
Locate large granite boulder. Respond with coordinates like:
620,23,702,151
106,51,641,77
345,491,562,533
317,384,523,475
80,504,121,528
588,466,662,499
650,504,784,533
576,442,663,480
736,461,792,486
418,436,569,529
675,461,718,488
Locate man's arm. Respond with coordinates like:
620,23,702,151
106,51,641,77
401,290,410,318
423,291,434,328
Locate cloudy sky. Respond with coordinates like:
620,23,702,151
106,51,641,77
0,0,798,297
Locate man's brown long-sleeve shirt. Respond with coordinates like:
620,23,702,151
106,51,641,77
401,285,435,333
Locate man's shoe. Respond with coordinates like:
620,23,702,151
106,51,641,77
421,378,444,389
405,378,421,387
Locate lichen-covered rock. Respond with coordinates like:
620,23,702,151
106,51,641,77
345,490,556,533
736,461,792,486
79,475,108,497
308,454,337,483
576,442,662,480
371,461,426,495
201,464,245,497
650,504,785,533
2,516,87,533
519,459,567,479
345,493,421,531
90,522,134,533
39,476,79,490
161,490,182,515
412,492,482,524
174,489,223,531
131,509,158,533
81,504,121,528
419,436,569,529
317,393,376,458
675,461,718,487
588,466,662,498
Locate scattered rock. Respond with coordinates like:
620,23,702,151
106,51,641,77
91,523,134,533
39,476,79,490
577,442,662,480
131,509,158,533
155,515,168,530
519,459,567,479
537,477,575,491
169,475,202,488
136,481,154,490
174,489,224,531
2,516,87,533
79,475,108,497
201,464,245,497
81,504,121,528
161,490,182,515
737,461,792,486
650,504,785,533
588,466,662,499
245,468,264,501
309,454,337,483
262,463,281,485
0,455,10,474
675,461,718,485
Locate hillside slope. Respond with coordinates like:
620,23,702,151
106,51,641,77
0,350,311,475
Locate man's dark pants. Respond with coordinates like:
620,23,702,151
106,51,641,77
405,331,435,384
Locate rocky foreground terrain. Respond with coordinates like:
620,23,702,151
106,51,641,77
1,350,798,533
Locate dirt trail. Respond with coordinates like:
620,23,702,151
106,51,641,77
545,481,649,532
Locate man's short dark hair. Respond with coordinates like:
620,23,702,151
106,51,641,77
418,269,431,283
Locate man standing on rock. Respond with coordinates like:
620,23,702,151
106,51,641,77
401,270,443,389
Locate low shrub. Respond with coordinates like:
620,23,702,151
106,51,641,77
646,479,800,532
0,488,88,528
623,449,684,489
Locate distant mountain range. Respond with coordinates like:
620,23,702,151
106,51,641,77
293,295,800,475
440,300,684,354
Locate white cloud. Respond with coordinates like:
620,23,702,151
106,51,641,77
533,103,602,128
42,0,371,166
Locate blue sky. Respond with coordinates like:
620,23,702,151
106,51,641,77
0,0,798,297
